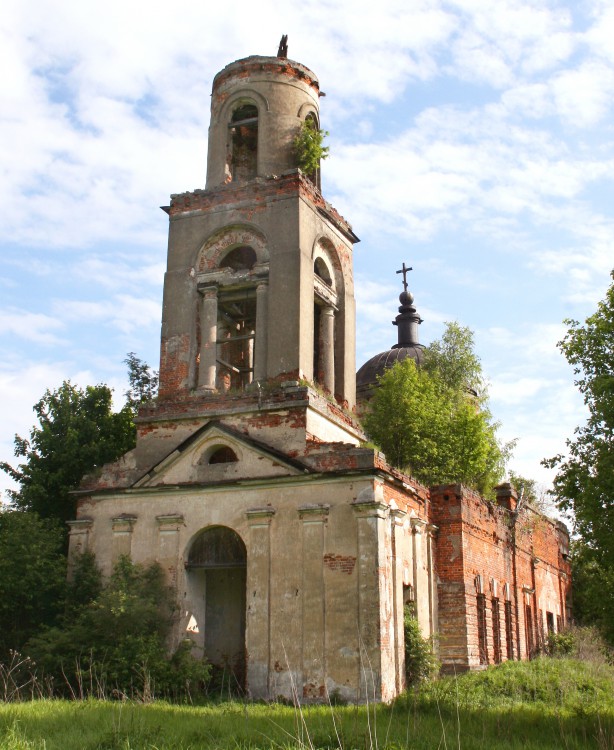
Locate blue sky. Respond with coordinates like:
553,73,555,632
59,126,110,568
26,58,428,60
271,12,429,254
2,0,613,502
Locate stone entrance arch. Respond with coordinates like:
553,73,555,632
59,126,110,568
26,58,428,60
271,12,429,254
185,526,247,689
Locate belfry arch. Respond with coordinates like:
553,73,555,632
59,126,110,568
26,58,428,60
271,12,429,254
312,238,344,397
195,226,270,392
185,526,247,689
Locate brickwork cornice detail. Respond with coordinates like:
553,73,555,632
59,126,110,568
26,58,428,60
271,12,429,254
164,171,357,242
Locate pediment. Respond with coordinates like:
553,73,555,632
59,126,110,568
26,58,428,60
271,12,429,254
133,422,309,489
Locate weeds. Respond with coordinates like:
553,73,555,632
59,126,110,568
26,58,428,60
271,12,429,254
0,658,613,749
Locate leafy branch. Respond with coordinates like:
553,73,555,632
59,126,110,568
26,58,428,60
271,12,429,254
293,118,329,175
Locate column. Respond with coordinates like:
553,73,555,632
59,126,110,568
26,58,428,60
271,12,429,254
352,498,388,702
246,507,275,699
198,286,217,390
111,515,137,561
66,519,93,578
390,508,407,693
410,517,428,633
426,524,438,642
253,281,268,382
156,514,184,588
299,504,329,699
320,305,335,394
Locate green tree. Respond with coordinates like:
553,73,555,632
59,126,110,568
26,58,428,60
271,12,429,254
363,357,507,494
568,542,614,646
404,605,438,686
423,321,485,400
544,271,614,642
124,352,158,412
363,322,509,494
507,471,554,516
0,510,66,659
543,272,614,564
64,549,103,619
29,555,209,699
0,382,135,524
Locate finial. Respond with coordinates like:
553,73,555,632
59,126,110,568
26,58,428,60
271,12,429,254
277,35,288,58
396,262,412,293
392,262,422,348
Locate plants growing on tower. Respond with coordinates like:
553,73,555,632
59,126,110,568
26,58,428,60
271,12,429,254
293,118,329,175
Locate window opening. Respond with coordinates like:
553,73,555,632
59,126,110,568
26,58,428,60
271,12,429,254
525,605,534,657
538,608,545,650
313,301,322,383
304,112,321,189
216,289,257,391
477,593,488,665
546,611,555,634
492,598,502,664
229,104,258,182
220,246,257,272
209,446,238,464
504,600,514,660
314,257,332,286
403,583,415,605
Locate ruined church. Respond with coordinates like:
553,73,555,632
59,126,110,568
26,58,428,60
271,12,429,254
69,47,571,703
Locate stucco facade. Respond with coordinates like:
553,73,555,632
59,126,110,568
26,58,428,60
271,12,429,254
69,49,570,703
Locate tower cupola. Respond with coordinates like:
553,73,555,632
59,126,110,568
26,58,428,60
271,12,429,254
206,55,321,189
356,263,425,402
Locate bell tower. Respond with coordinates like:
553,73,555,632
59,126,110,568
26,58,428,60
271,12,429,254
158,49,359,409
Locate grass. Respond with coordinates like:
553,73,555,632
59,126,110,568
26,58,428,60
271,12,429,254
0,658,613,749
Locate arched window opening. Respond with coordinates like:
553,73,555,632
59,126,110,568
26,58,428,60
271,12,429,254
209,445,238,464
314,258,332,286
229,104,258,182
313,298,335,395
216,289,257,392
305,112,321,189
187,526,246,569
220,246,257,272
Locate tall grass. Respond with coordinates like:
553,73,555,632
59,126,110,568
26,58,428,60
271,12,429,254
0,657,613,749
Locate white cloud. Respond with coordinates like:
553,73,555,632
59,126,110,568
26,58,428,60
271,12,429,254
329,103,612,253
56,295,160,334
584,3,614,65
551,61,614,126
0,309,65,345
73,256,166,291
445,0,574,85
490,376,551,405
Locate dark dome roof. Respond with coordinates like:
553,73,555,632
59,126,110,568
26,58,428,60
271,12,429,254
356,345,424,395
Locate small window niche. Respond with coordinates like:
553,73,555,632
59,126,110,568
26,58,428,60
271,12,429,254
220,245,257,273
208,445,238,464
229,104,258,183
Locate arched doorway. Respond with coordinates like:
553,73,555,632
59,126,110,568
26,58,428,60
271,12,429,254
186,526,247,690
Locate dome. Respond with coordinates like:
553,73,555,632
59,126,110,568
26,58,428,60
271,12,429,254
356,345,424,398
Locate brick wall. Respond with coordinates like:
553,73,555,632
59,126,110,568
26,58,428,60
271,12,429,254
431,483,571,672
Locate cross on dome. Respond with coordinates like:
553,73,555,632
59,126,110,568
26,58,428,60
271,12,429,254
396,262,413,292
